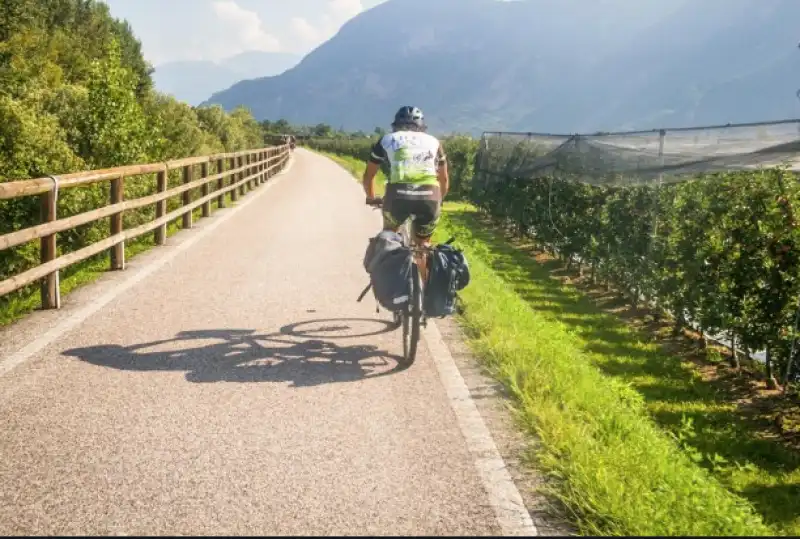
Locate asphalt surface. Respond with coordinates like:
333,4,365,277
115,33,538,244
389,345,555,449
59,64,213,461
0,150,504,535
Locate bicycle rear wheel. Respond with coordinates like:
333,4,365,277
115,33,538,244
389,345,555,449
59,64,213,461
402,262,423,364
393,222,412,331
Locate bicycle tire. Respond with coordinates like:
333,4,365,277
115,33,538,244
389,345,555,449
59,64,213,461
403,262,422,365
402,306,411,360
402,263,412,361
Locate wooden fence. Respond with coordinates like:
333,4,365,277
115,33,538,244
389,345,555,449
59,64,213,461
0,143,291,310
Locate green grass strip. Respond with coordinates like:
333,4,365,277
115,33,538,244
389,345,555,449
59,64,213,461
322,152,387,196
433,204,774,536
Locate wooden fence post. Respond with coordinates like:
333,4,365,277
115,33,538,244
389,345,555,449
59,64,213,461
230,157,239,202
259,151,265,183
201,161,210,218
40,182,59,309
182,165,193,229
248,154,254,191
155,168,168,245
110,175,125,270
240,155,250,195
238,155,245,197
216,158,226,208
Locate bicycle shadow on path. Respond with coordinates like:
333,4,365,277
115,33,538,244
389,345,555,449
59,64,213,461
62,318,406,388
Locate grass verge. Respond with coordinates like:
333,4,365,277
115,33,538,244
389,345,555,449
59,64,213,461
322,152,387,196
317,150,790,535
433,204,776,536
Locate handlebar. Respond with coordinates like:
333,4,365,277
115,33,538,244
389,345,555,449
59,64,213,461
366,196,383,207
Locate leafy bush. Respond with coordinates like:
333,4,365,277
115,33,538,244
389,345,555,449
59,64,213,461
0,0,269,312
472,154,800,384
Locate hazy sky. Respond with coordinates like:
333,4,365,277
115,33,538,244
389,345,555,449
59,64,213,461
103,0,691,67
103,0,388,65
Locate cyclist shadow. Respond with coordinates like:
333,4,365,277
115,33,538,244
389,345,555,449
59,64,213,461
62,318,406,388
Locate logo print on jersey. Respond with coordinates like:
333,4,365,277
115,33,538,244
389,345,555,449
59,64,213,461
411,150,435,164
382,132,440,186
388,135,408,152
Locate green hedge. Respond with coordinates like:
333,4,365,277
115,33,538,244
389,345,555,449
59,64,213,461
309,134,800,385
477,168,800,386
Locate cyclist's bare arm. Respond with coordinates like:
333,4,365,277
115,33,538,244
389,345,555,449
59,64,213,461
363,136,387,201
363,161,380,200
437,146,449,200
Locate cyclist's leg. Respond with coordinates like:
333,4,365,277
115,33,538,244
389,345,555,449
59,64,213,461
382,184,412,235
381,206,403,233
410,196,441,285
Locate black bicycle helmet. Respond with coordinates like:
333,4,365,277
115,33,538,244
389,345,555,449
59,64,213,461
392,106,426,130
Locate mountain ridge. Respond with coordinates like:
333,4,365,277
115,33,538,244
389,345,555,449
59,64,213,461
203,0,800,134
153,51,300,106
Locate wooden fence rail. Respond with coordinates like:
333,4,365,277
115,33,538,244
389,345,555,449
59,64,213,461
0,143,291,310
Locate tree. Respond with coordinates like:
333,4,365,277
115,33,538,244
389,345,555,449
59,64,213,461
313,123,333,137
273,118,290,133
76,39,149,168
144,92,222,160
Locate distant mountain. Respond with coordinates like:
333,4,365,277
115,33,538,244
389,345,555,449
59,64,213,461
153,51,300,106
203,0,800,135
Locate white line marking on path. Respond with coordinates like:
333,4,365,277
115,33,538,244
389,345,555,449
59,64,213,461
0,155,295,379
424,322,539,536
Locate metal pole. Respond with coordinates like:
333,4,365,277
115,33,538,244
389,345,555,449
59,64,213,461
653,129,666,239
657,128,666,186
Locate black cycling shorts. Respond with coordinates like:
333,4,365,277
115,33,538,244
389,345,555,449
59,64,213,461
382,183,441,239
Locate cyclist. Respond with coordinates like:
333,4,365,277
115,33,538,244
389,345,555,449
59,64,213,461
362,106,449,283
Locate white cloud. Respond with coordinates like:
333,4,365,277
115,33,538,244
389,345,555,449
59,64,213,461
290,0,364,52
103,0,381,65
209,0,281,60
329,0,363,19
290,16,321,43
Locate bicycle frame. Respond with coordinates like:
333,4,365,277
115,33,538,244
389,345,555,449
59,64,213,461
362,197,450,365
359,202,423,364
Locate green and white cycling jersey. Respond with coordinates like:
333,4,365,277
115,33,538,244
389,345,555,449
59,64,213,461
369,131,447,187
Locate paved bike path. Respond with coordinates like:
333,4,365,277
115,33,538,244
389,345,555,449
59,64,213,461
0,150,504,535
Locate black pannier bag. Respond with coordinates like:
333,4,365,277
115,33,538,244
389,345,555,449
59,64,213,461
362,231,412,312
423,242,470,318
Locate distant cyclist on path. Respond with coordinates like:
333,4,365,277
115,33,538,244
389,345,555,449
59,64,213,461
362,106,450,282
